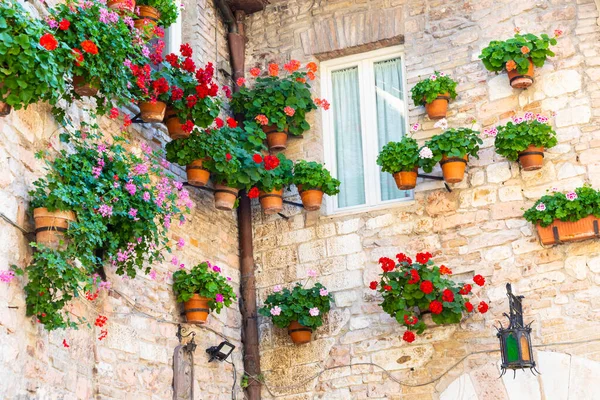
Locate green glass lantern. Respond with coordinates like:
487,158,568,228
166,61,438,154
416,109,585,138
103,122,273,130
496,283,539,377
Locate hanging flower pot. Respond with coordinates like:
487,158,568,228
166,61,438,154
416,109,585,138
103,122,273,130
133,10,158,41
183,294,211,323
287,320,313,345
263,125,288,151
186,159,210,187
259,189,284,215
393,168,418,190
107,0,136,13
73,76,99,97
33,208,76,248
164,108,189,140
440,155,468,184
297,185,324,211
517,145,544,171
424,92,449,120
214,184,239,211
139,101,166,123
536,215,599,246
507,59,534,89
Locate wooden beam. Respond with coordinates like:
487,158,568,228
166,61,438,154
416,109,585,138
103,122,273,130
227,0,267,15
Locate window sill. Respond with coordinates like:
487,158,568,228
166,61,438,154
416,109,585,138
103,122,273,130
321,197,416,219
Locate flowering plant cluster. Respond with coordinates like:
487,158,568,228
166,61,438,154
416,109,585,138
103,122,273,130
490,114,557,161
251,153,294,193
172,261,236,314
422,126,482,172
371,252,488,343
231,61,328,136
523,186,600,227
292,160,340,195
16,123,191,330
410,71,458,106
377,135,436,175
479,31,560,75
136,0,179,27
258,273,332,330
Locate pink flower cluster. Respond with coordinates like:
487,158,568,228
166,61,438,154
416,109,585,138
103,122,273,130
483,127,498,137
98,204,113,217
0,270,15,283
99,7,119,24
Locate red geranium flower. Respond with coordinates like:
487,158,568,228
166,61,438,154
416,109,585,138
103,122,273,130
268,63,279,77
252,154,263,163
459,284,472,295
307,71,315,80
226,117,237,128
255,114,268,125
171,86,183,101
40,33,58,51
109,107,119,119
402,330,415,343
263,154,280,170
59,19,70,31
442,289,454,303
284,106,295,117
166,53,179,68
407,269,420,285
123,115,132,128
396,253,412,264
306,62,318,72
404,315,418,325
62,339,70,348
236,77,246,86
419,280,433,294
379,257,396,272
214,117,224,128
181,120,194,133
72,49,84,66
439,265,452,275
478,301,489,314
250,67,261,77
225,153,232,161
180,43,193,57
98,329,108,341
283,60,301,73
465,301,473,312
248,187,259,199
296,77,306,83
369,281,378,290
94,315,108,327
473,274,485,287
152,77,169,95
186,95,197,108
182,57,196,73
383,285,392,291
415,252,432,264
222,85,231,99
429,300,443,314
81,40,98,55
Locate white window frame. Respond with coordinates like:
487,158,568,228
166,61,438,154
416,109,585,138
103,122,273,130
165,11,182,55
321,46,411,215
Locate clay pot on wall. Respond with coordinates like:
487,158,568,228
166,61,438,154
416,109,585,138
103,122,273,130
214,184,239,211
183,294,210,323
107,0,136,13
440,155,468,184
262,125,288,151
508,59,534,89
164,108,189,140
259,189,284,214
139,101,167,123
393,168,418,190
424,92,450,119
517,145,544,171
186,159,210,187
73,76,99,97
297,185,324,211
33,208,76,249
287,321,312,345
536,215,600,246
135,5,160,38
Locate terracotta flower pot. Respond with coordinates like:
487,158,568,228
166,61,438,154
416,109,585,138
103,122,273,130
139,101,166,123
214,184,240,211
393,168,418,190
134,19,155,39
107,0,135,13
259,189,284,214
507,59,534,89
536,215,600,246
262,125,288,151
287,321,312,345
0,101,11,117
134,6,160,39
424,92,449,120
518,145,544,171
183,294,211,324
186,160,210,187
164,109,189,140
73,76,99,97
298,185,324,211
440,154,468,184
33,208,76,249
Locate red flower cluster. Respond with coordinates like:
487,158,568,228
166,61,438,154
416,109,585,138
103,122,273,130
250,67,261,77
215,117,224,128
181,120,194,133
439,265,452,275
81,40,98,55
123,115,132,128
186,95,197,108
407,269,420,285
252,154,263,163
150,40,165,64
182,57,196,73
180,43,193,57
222,85,231,98
248,187,259,199
396,253,412,264
307,71,315,80
465,301,473,312
478,301,489,314
85,291,99,301
129,63,152,96
383,285,392,291
429,300,443,314
59,19,70,31
94,315,108,327
459,284,472,295
236,77,246,86
255,114,269,125
404,315,418,325
442,289,454,303
264,155,280,170
62,339,70,348
40,33,58,51
420,280,433,294
284,60,301,73
314,97,330,110
226,117,237,128
369,281,378,290
166,53,179,68
473,274,485,287
403,331,415,343
284,106,295,117
416,252,432,264
379,257,395,272
268,63,279,77
306,62,318,72
171,86,184,101
152,77,169,96
109,107,119,119
225,153,232,161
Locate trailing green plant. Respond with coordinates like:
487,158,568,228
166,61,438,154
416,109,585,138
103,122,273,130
292,160,340,195
137,0,179,28
0,0,70,111
479,31,560,75
377,136,436,174
491,113,557,161
172,261,236,313
15,123,191,330
253,153,294,192
423,126,482,172
258,277,332,330
410,71,457,106
523,186,600,227
231,61,329,136
371,252,488,343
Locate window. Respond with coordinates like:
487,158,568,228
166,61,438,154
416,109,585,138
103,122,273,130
321,46,410,214
164,12,182,55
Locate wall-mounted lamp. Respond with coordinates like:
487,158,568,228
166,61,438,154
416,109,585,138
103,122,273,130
206,341,235,362
496,283,539,377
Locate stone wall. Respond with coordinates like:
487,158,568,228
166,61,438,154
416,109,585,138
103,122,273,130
245,0,600,398
0,1,244,399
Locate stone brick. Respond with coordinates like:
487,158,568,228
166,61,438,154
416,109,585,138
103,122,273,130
327,234,362,256
298,240,327,263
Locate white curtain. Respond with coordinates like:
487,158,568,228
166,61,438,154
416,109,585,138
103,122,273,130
374,57,409,201
332,67,365,208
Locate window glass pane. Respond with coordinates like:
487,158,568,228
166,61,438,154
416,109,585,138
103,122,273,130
374,57,409,201
332,67,365,208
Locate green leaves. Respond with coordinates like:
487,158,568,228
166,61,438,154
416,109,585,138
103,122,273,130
410,71,458,106
292,160,340,196
425,128,482,162
138,0,180,27
494,118,557,161
377,136,421,173
523,185,600,227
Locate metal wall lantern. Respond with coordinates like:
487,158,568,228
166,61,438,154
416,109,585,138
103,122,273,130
495,283,539,377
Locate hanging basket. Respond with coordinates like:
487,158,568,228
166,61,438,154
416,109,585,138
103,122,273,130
139,101,166,123
33,208,76,249
518,145,544,171
287,321,312,345
183,294,210,323
263,125,288,151
393,168,418,190
73,76,99,97
259,189,284,214
214,184,239,211
440,154,468,184
107,0,136,14
164,109,189,140
424,92,449,120
536,215,600,245
298,185,323,211
186,160,210,187
507,59,534,89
